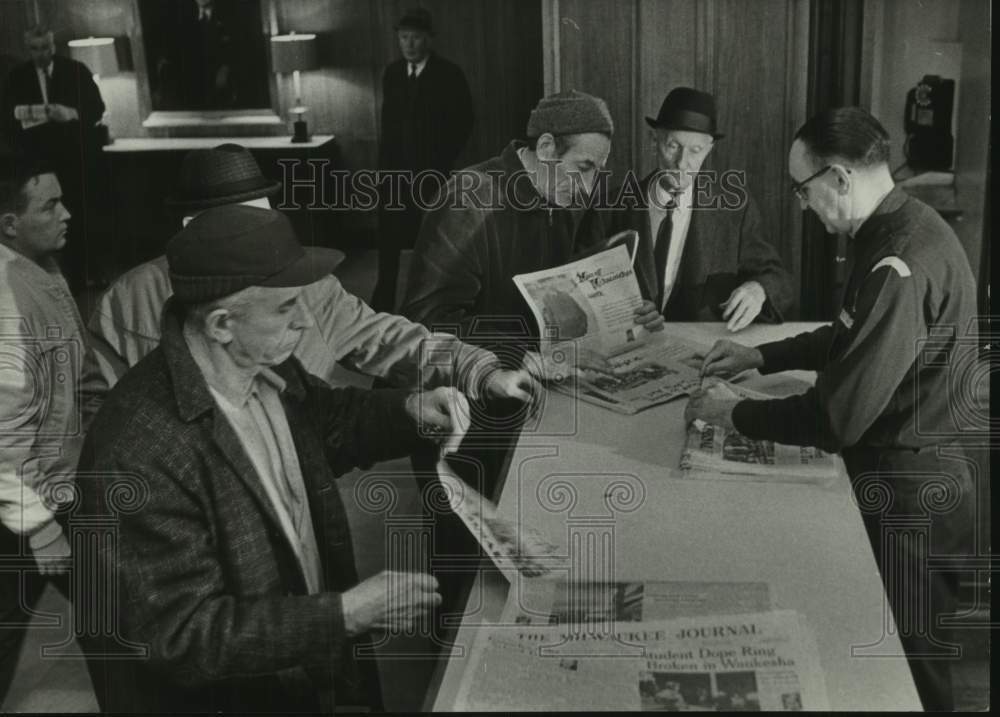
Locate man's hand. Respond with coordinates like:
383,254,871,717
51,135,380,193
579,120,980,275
720,281,766,332
405,386,470,441
341,570,441,636
483,368,540,404
684,385,739,430
33,530,71,576
523,349,616,384
45,103,79,123
699,339,764,379
633,299,665,332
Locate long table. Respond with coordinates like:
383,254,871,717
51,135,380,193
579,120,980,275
427,322,923,711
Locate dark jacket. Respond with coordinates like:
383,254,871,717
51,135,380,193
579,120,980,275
603,172,794,322
75,299,430,713
399,140,605,360
378,52,473,173
733,186,979,453
1,55,104,158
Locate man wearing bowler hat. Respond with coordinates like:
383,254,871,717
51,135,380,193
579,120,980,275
606,87,793,331
373,7,475,312
76,204,473,712
84,143,536,424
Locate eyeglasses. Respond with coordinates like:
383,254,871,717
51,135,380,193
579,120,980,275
790,165,832,201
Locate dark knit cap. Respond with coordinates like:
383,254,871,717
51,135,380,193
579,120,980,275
526,89,614,138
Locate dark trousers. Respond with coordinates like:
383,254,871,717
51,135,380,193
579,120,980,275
0,526,69,704
843,444,976,711
372,181,423,313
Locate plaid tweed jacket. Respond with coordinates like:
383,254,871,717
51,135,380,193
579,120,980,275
75,298,430,713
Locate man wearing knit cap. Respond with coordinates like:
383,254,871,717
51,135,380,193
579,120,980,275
76,204,474,713
605,87,793,331
402,88,664,364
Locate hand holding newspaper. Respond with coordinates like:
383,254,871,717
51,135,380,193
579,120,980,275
435,399,560,581
681,379,838,484
514,240,702,414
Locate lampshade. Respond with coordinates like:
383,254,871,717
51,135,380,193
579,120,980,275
67,37,118,76
270,33,318,73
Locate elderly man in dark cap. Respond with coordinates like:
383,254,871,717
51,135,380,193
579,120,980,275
84,143,536,425
372,6,474,312
606,87,793,331
75,204,474,713
401,88,663,361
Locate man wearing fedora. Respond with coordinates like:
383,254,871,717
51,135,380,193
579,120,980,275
372,7,474,312
84,143,536,424
76,204,471,712
606,87,793,331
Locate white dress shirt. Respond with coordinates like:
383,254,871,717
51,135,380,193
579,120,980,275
408,56,429,78
648,182,694,310
35,62,53,105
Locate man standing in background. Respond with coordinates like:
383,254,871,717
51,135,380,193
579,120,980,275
373,7,474,311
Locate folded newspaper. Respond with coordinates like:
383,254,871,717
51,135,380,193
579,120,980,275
500,579,773,626
453,609,830,711
514,240,701,414
435,397,562,581
680,381,839,483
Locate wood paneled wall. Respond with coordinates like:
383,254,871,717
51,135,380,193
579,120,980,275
1,0,543,241
548,0,810,313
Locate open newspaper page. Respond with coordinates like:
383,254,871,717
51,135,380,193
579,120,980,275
680,381,839,483
453,610,830,711
514,244,701,414
435,401,563,581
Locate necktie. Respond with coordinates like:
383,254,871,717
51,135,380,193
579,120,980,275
653,192,678,310
43,68,52,104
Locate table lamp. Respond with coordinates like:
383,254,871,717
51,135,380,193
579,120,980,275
67,36,118,145
270,32,318,143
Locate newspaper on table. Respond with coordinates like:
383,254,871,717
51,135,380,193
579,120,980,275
500,579,772,626
453,609,830,711
514,240,701,414
434,395,562,581
680,380,839,484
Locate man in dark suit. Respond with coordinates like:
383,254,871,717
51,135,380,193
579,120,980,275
1,25,106,291
373,7,474,311
605,87,793,331
75,205,468,712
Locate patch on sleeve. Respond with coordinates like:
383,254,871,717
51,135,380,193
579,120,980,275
871,256,911,278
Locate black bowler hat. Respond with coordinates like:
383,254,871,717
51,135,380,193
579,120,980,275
395,7,434,35
164,144,282,212
167,205,343,304
645,87,725,139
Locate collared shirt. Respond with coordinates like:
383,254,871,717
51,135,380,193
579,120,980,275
408,56,428,78
35,62,53,104
0,243,87,541
648,181,694,310
206,367,323,594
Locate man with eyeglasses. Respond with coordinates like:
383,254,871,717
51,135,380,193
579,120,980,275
688,107,979,711
604,87,793,331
